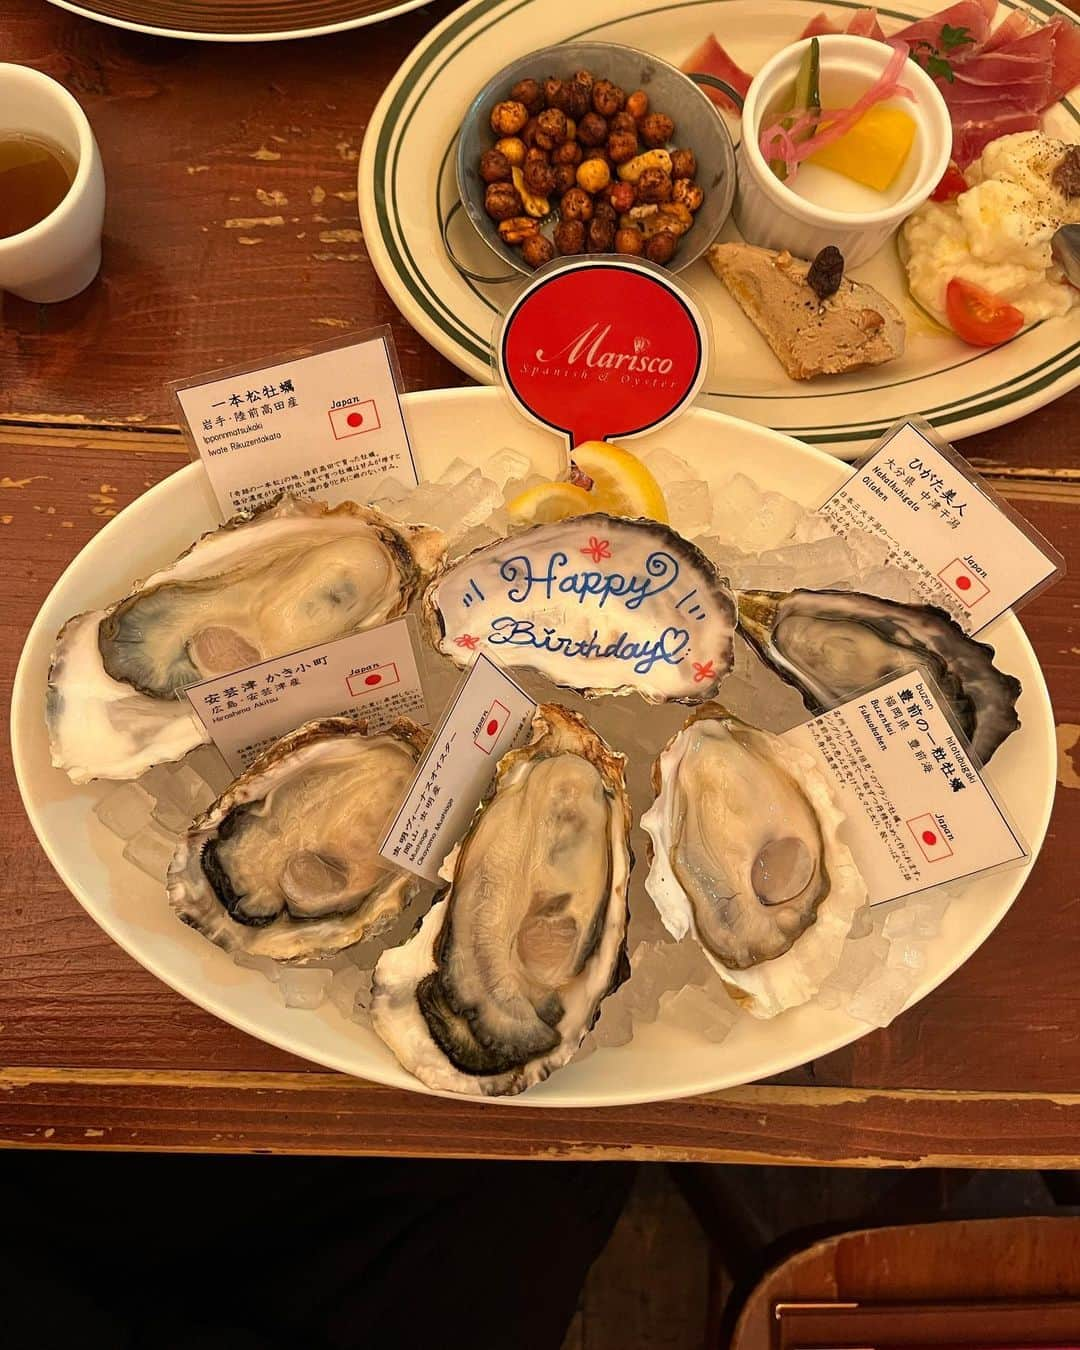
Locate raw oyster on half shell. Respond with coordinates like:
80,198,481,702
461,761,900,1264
167,717,427,963
371,705,632,1097
641,705,867,1018
422,513,737,703
47,495,445,783
738,589,1021,763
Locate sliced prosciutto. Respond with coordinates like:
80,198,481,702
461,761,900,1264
978,9,1038,53
892,0,996,52
799,8,884,40
799,11,842,38
680,34,752,112
1047,17,1080,102
952,110,1042,166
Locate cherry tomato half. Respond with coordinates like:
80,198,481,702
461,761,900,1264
931,162,967,202
945,278,1025,347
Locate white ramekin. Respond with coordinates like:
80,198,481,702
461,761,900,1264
0,64,106,303
734,35,951,269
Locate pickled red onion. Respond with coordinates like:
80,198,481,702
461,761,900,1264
759,40,914,181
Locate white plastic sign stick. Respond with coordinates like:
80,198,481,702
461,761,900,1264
379,653,537,883
184,619,426,776
785,670,1027,906
172,329,418,519
819,420,1062,634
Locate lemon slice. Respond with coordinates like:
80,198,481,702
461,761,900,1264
570,440,669,523
506,481,595,525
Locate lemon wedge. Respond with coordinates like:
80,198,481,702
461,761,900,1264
506,481,595,525
806,105,916,193
570,440,669,523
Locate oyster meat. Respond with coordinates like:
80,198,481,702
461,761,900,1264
167,717,427,963
423,513,737,703
371,705,632,1097
47,495,444,783
738,589,1021,764
641,705,867,1018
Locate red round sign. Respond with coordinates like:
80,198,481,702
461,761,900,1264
364,672,381,686
922,830,938,846
498,258,707,448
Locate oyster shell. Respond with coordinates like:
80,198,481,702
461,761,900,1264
641,705,867,1018
422,513,737,703
737,589,1021,764
371,705,632,1097
47,495,444,783
167,716,427,963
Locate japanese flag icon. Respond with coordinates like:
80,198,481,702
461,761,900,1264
907,813,955,863
937,557,989,606
347,662,400,697
328,399,381,440
474,701,510,755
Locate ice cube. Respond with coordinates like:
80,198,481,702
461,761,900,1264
861,566,919,605
366,475,409,505
327,963,368,1018
164,764,215,817
234,951,283,983
792,513,837,544
816,985,844,1010
278,966,333,1010
821,933,889,994
845,526,893,573
122,821,178,881
665,480,713,537
482,447,532,489
641,446,695,486
886,940,926,973
768,536,857,590
731,561,796,593
659,984,737,1043
428,471,503,543
847,968,915,1026
882,904,917,940
152,794,194,834
436,457,475,487
136,764,184,806
184,745,233,796
909,893,950,939
451,524,501,558
94,782,155,839
592,995,634,1048
712,474,803,552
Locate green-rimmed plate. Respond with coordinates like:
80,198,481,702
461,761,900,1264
359,0,1080,457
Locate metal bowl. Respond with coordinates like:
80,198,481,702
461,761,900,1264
450,40,739,281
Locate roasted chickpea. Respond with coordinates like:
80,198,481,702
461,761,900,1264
672,177,704,212
576,157,611,193
490,100,529,136
553,218,586,254
635,167,673,204
564,79,591,120
552,140,582,166
552,163,577,195
523,154,556,196
484,180,523,221
609,111,637,136
479,148,512,184
607,130,639,164
498,215,539,245
521,234,556,268
587,213,617,252
638,112,675,147
535,107,569,149
608,181,635,213
592,78,625,117
615,226,644,255
510,78,545,115
669,147,697,180
626,89,649,120
573,68,595,93
521,116,540,148
495,136,527,168
644,229,678,264
576,112,608,147
543,77,567,109
559,186,594,222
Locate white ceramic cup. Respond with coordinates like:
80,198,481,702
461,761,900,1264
734,35,951,269
0,64,105,303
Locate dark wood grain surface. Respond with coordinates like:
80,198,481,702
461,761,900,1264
2,0,1079,1161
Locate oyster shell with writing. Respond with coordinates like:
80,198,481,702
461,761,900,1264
422,513,737,703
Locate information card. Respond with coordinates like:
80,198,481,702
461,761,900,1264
172,330,418,518
820,420,1062,633
785,670,1027,906
379,653,537,883
184,619,426,775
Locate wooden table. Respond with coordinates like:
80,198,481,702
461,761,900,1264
3,0,1079,1164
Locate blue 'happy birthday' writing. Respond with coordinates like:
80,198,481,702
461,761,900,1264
487,619,689,675
498,550,680,609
